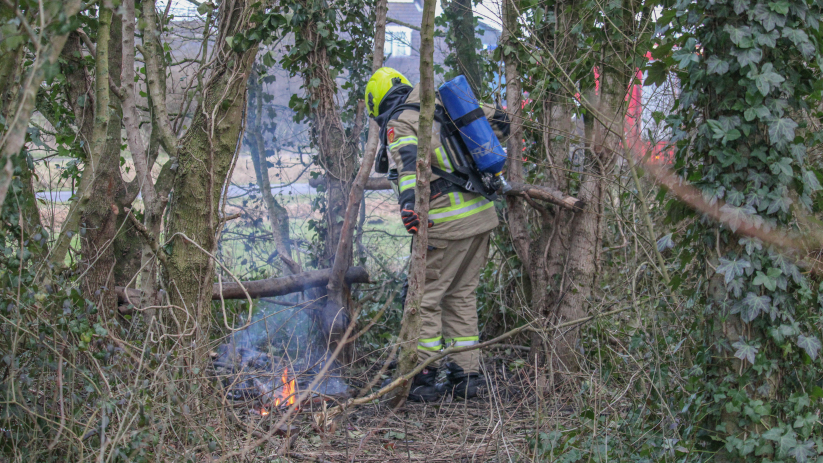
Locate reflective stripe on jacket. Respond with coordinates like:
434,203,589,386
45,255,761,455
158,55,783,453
386,85,502,240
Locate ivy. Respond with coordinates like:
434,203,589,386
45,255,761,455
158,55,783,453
659,0,823,457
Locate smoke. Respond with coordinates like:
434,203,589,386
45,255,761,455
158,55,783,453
217,298,349,404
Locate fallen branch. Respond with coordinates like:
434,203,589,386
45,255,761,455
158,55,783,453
115,266,370,306
316,306,627,425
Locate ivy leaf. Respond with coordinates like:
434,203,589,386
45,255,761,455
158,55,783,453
657,233,675,252
719,204,758,232
802,170,822,192
768,0,790,14
783,27,810,47
770,157,794,177
732,47,763,67
742,292,771,322
744,105,771,121
733,340,759,364
748,63,785,96
727,279,745,298
787,440,815,463
768,118,798,145
739,237,763,255
762,426,785,441
756,29,780,47
717,257,751,284
797,335,821,360
777,428,799,457
725,25,753,47
754,270,777,291
706,55,730,75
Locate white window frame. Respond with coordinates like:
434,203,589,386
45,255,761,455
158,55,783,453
385,26,412,57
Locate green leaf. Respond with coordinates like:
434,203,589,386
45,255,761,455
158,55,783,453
732,340,758,364
644,60,668,86
727,279,745,298
717,257,751,284
748,63,785,96
732,47,762,67
756,29,780,47
742,292,771,322
763,426,785,441
777,429,799,457
768,0,790,14
797,335,821,360
788,440,815,463
803,170,822,192
744,105,771,121
768,118,798,145
706,56,730,75
657,233,675,251
725,25,753,47
754,270,777,291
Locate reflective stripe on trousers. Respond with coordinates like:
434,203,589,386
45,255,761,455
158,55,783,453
445,336,479,347
418,336,442,351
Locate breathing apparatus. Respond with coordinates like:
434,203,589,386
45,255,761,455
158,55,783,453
372,71,512,200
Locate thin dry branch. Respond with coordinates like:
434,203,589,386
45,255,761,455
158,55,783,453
317,306,628,425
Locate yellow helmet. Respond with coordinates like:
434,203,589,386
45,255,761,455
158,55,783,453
365,67,411,117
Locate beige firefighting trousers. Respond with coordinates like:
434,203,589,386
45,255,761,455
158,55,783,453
415,231,491,374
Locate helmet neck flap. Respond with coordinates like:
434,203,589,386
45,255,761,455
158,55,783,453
374,84,413,126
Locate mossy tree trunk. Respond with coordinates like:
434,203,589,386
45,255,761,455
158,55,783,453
163,0,262,357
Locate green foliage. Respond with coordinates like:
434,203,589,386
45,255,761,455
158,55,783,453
657,0,823,458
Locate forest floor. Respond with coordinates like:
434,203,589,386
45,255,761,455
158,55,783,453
235,352,580,463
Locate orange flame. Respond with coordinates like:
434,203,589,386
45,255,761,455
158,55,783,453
273,368,297,407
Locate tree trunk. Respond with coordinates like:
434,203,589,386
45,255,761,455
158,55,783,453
163,0,261,356
391,0,436,407
296,1,360,272
0,0,83,209
246,68,298,275
79,8,136,310
445,0,481,94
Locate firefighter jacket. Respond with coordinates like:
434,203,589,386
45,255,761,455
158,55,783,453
380,84,509,241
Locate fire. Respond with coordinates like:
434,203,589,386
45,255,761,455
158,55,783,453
273,368,297,407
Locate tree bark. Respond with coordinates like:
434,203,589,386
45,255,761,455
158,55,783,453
391,0,436,407
445,0,482,94
117,266,370,304
0,0,83,209
296,0,360,272
323,0,388,359
163,0,262,354
78,8,141,309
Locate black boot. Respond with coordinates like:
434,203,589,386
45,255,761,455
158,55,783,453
380,367,444,402
444,362,487,400
409,366,444,402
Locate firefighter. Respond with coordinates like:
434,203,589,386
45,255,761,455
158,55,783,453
365,67,510,401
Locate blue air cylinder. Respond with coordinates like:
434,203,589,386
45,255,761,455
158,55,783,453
438,75,507,174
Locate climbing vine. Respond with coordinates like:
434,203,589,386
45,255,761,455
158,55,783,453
658,0,823,458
